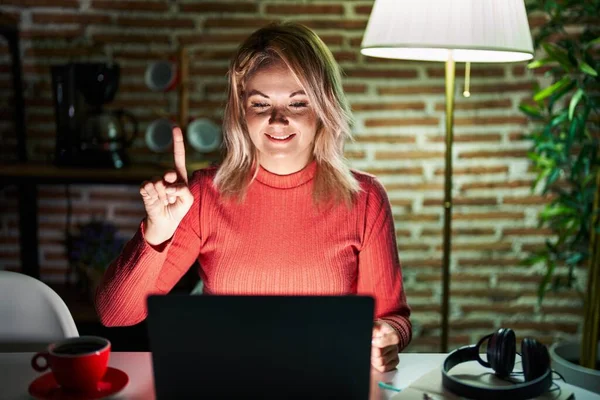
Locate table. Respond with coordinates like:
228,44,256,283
1,352,598,399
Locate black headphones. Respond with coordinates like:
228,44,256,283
442,328,553,400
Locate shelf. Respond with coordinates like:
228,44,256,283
0,161,211,185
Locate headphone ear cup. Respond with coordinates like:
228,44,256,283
522,338,550,381
488,328,516,377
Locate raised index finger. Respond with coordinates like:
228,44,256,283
172,126,188,184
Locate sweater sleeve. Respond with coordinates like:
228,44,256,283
94,172,203,327
357,176,412,352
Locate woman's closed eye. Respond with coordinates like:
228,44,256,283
250,102,309,109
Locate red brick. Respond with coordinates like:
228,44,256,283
91,0,169,12
344,150,366,160
502,321,578,334
469,82,535,93
503,196,553,205
427,133,502,143
427,66,505,78
265,4,344,15
344,68,417,79
353,135,416,144
92,33,171,44
363,167,422,176
437,242,513,252
378,85,445,95
453,212,524,221
434,166,508,176
31,13,112,25
177,33,248,46
462,180,533,190
20,27,84,40
421,228,495,236
454,116,529,126
458,258,524,267
459,149,528,158
204,18,277,29
343,84,367,93
502,228,553,236
191,66,229,77
396,229,411,237
297,19,367,31
25,47,103,58
396,214,439,222
423,197,497,206
434,99,512,111
416,273,490,283
541,306,584,316
2,0,78,7
404,288,434,298
389,198,413,208
461,304,535,314
384,183,443,191
366,118,439,128
403,260,442,268
354,5,372,14
117,16,195,29
332,51,357,62
351,101,425,111
179,2,257,13
398,243,429,251
375,150,443,160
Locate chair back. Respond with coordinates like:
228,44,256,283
0,271,79,352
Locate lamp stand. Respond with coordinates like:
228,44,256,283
441,57,455,353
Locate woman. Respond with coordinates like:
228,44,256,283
95,22,411,372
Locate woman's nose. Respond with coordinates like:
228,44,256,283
269,107,289,125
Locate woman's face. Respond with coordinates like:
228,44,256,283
243,61,318,175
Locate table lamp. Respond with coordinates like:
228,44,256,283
361,0,534,352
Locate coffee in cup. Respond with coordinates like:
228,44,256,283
31,336,111,392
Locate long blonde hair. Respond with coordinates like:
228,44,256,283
213,21,361,206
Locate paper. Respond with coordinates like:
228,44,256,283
391,360,573,400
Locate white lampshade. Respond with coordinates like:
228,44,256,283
361,0,534,63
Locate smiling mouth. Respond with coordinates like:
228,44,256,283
265,133,296,141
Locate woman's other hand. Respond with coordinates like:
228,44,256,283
371,320,400,372
140,126,194,245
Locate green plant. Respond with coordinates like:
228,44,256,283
521,0,600,369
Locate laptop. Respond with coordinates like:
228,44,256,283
146,294,375,399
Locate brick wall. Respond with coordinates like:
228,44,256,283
0,0,583,352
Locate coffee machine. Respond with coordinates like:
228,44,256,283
51,63,138,168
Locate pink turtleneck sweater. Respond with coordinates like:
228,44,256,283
95,161,412,351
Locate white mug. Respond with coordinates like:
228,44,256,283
186,118,222,153
145,60,178,92
145,118,175,153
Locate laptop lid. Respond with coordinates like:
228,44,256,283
146,294,374,399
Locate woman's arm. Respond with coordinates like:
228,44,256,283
357,176,412,352
94,173,203,327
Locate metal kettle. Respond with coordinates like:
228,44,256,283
81,109,138,168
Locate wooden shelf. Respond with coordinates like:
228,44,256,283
0,161,211,184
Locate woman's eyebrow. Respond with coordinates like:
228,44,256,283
246,89,306,98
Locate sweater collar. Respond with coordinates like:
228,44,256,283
255,160,317,189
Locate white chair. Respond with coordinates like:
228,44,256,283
0,270,79,352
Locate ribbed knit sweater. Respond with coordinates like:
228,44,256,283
95,160,412,351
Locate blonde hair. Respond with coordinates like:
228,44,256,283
214,21,361,206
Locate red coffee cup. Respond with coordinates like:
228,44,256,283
31,336,111,392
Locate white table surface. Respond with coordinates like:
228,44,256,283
1,352,598,400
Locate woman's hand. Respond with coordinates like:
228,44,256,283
371,320,400,372
140,127,194,245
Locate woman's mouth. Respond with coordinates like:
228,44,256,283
265,133,296,143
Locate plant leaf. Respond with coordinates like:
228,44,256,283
568,88,585,120
528,58,553,69
534,77,571,102
542,43,574,70
579,61,598,77
519,103,544,119
583,36,600,49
